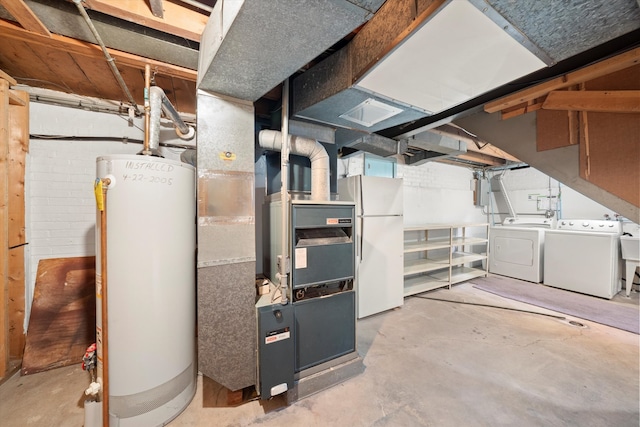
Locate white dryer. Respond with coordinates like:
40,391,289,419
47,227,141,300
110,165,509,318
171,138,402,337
489,217,555,283
544,220,622,299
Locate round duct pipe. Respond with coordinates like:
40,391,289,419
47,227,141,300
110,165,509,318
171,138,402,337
258,130,330,201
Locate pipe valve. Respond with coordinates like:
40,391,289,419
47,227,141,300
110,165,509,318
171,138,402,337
85,382,101,396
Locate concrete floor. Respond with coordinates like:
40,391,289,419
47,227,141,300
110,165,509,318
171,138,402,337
1,281,639,427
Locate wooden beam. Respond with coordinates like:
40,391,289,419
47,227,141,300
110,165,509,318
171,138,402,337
8,246,25,360
8,91,26,106
6,91,27,363
8,89,27,248
455,151,506,167
463,140,521,163
82,0,206,42
0,79,9,377
431,124,521,162
485,47,640,114
568,111,579,146
541,90,640,113
580,82,591,179
500,97,545,120
0,19,197,81
0,69,17,86
0,0,50,37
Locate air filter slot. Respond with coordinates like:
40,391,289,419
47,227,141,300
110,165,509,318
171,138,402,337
295,227,352,247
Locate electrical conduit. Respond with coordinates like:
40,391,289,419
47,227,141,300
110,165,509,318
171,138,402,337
280,79,290,302
497,171,517,219
72,0,140,116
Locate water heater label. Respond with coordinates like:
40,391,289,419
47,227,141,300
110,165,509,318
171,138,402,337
327,218,352,225
265,328,290,344
295,248,307,269
124,160,174,172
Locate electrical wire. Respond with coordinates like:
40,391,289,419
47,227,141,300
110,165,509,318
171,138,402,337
411,294,567,320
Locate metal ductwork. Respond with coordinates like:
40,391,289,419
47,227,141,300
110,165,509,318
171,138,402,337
290,1,451,158
141,86,196,157
259,130,330,201
291,0,640,162
197,0,386,100
400,130,467,166
335,128,398,157
195,0,386,394
148,86,195,155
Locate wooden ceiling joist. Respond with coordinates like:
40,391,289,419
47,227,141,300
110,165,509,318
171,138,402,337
0,0,50,37
0,19,197,81
81,0,207,42
541,90,640,113
463,140,520,163
453,151,506,167
485,47,640,114
0,69,17,86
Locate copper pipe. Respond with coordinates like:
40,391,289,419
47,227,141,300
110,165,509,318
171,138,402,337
100,178,111,426
143,65,151,155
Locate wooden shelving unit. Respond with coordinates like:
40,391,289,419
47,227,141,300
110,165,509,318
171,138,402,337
403,223,489,297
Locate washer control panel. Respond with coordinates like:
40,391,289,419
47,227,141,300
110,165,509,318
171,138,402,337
557,219,622,233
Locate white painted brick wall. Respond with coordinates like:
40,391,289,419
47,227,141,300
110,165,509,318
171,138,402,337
337,154,485,225
338,153,365,177
398,161,473,191
24,103,146,326
487,167,614,221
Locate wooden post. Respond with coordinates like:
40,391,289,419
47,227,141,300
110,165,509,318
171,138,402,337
7,89,28,362
0,78,8,377
1,74,29,378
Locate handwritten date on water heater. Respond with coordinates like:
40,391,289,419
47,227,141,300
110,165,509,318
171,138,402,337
122,174,173,185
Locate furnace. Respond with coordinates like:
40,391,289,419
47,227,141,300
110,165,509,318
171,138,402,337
259,199,361,401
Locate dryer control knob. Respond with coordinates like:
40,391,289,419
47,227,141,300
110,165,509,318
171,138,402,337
582,222,589,227
569,222,574,226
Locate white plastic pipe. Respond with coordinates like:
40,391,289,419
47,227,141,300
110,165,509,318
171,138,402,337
258,130,330,201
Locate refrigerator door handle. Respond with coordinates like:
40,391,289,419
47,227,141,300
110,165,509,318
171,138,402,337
359,216,364,262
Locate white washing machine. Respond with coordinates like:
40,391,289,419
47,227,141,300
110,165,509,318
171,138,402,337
489,217,555,283
544,220,622,299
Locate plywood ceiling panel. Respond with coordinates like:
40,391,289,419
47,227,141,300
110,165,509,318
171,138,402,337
27,44,99,97
70,53,123,102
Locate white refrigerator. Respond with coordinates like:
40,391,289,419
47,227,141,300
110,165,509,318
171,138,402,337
338,176,404,318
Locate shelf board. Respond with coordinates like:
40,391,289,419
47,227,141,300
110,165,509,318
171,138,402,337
404,223,489,231
404,237,451,253
403,275,449,296
451,252,486,266
429,266,487,284
451,237,488,246
404,224,452,231
404,257,449,275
